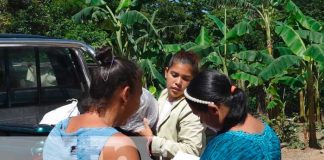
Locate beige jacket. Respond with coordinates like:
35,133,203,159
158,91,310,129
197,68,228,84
151,89,205,159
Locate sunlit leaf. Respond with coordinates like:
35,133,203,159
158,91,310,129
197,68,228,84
163,44,181,53
119,10,159,36
230,72,263,87
116,0,132,13
296,30,324,44
275,23,308,61
207,14,227,35
195,27,212,46
285,0,322,31
221,21,252,43
304,44,324,65
139,59,165,86
259,55,301,80
85,0,106,6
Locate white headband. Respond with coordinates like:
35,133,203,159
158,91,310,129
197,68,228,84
184,89,213,105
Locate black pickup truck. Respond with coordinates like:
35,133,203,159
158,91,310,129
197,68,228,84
0,34,97,159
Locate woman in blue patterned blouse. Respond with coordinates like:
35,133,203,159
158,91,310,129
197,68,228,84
184,69,281,160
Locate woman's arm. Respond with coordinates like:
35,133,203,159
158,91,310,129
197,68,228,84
151,107,205,158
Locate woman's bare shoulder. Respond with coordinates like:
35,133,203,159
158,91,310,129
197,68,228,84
100,133,140,160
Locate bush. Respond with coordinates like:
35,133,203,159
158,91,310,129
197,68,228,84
265,114,305,149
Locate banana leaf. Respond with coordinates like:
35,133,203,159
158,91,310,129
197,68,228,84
296,30,324,44
163,44,181,53
116,0,133,13
119,10,159,36
259,55,301,80
285,0,322,31
304,44,324,65
271,76,304,88
230,72,263,87
229,61,257,75
186,45,213,57
195,27,212,46
275,47,293,56
139,59,165,86
221,21,252,43
236,50,258,62
275,23,308,61
181,42,198,50
236,50,273,64
207,14,227,35
73,6,103,23
201,52,223,66
86,0,106,6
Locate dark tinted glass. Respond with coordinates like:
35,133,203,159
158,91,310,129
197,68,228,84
0,47,84,107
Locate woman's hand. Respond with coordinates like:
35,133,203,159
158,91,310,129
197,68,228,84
137,118,154,156
137,118,153,137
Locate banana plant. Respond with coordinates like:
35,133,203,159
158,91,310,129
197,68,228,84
231,48,304,116
73,0,171,93
275,21,324,148
207,0,286,56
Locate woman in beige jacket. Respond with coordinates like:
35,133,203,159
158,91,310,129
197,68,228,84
140,51,205,159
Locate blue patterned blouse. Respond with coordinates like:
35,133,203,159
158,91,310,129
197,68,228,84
201,123,281,160
43,118,119,160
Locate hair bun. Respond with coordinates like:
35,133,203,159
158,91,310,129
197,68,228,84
95,46,114,66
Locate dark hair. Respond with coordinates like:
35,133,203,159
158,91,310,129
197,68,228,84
185,69,247,131
168,50,200,76
79,46,141,115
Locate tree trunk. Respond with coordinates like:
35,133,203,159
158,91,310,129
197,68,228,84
314,70,321,122
306,62,319,148
223,8,228,76
257,86,267,116
265,15,272,56
299,90,306,122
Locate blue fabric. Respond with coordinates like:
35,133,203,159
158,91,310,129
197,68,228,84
43,118,119,160
201,123,281,160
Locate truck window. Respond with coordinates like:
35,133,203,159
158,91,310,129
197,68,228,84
0,52,4,107
8,48,38,106
38,47,83,104
0,47,84,107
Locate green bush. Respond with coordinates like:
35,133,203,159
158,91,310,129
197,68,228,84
265,114,305,149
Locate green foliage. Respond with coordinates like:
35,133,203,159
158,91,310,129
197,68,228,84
1,0,324,134
0,0,11,32
195,27,212,46
304,44,324,65
86,0,106,6
259,55,301,80
275,23,307,60
116,0,133,12
231,72,262,87
49,19,109,48
294,0,324,21
285,0,322,31
296,30,324,44
6,0,53,34
221,20,252,43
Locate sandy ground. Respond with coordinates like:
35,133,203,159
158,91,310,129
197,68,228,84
281,127,324,160
282,148,324,160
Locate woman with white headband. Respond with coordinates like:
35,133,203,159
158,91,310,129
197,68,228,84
184,69,281,160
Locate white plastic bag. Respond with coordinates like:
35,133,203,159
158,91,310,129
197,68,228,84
39,88,158,132
121,88,158,132
172,151,200,160
39,99,79,125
